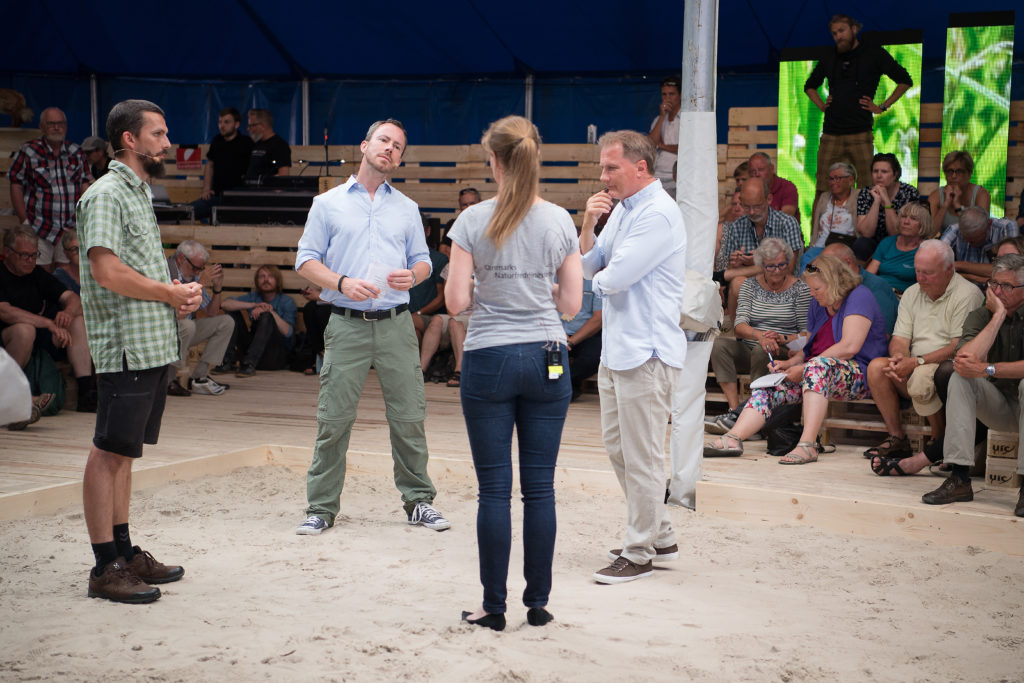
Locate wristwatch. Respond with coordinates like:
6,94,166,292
985,364,996,377
916,356,925,366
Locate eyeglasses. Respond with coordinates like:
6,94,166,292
985,280,1024,292
7,247,39,261
804,263,820,273
764,262,789,271
827,175,851,182
740,202,765,212
183,254,206,272
42,120,67,128
943,167,969,176
64,245,79,254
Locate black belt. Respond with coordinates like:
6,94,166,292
332,304,408,321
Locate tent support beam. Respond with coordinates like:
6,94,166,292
667,0,719,511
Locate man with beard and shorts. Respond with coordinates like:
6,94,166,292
77,99,203,603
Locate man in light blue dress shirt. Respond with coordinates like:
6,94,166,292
580,130,687,584
292,119,450,535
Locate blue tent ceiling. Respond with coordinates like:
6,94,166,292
4,1,1021,79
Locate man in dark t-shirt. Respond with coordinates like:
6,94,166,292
192,107,254,221
804,14,912,202
245,108,291,182
0,225,96,409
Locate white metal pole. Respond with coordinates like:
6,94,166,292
90,74,99,137
301,78,310,146
669,0,719,510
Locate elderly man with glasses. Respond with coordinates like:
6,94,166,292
165,239,233,396
940,207,1020,286
918,254,1024,517
8,107,93,272
0,225,96,410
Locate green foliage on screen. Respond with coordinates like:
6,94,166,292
940,24,1014,218
778,45,922,243
875,43,922,188
776,60,820,244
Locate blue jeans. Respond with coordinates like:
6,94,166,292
460,342,571,614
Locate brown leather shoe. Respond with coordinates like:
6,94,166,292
167,379,191,397
922,475,974,505
1015,485,1024,518
126,546,185,584
88,558,161,603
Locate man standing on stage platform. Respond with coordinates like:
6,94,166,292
648,76,681,198
9,107,93,272
293,118,450,536
581,130,687,584
77,99,203,603
193,107,254,221
245,108,291,182
805,14,912,204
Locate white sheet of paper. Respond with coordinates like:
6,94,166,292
749,372,787,390
365,259,392,300
786,335,808,352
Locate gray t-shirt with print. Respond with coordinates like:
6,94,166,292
448,198,578,351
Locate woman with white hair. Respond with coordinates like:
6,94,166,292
706,237,810,434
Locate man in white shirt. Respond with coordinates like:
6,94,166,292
581,130,687,584
648,77,681,198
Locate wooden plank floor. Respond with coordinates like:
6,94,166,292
1,370,1020,554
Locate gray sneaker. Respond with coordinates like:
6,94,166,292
703,412,737,435
408,502,451,531
295,515,330,535
593,556,653,584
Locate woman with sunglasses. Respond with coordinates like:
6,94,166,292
928,150,991,232
801,162,859,271
704,254,887,464
53,229,81,295
855,153,920,262
706,237,810,434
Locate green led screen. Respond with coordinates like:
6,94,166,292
940,16,1015,218
778,40,922,243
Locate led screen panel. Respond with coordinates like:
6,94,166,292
940,13,1015,218
778,35,922,243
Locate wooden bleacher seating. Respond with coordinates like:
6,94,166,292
3,102,1021,443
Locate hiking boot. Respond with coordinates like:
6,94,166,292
593,556,653,584
607,543,679,563
295,515,330,535
167,379,191,396
922,475,974,505
125,547,184,584
408,502,451,531
88,558,161,604
211,362,237,375
191,377,229,395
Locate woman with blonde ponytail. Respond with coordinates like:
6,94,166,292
446,115,583,631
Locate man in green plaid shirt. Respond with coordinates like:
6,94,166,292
76,100,203,605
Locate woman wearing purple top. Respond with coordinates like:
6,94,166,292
704,254,887,464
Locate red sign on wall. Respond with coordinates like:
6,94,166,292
176,146,202,170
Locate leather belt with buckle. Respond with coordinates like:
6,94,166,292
331,304,409,321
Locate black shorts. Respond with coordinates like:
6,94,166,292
93,363,171,459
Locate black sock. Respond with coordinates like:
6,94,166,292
113,523,135,561
92,542,118,573
76,375,96,396
950,464,971,481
